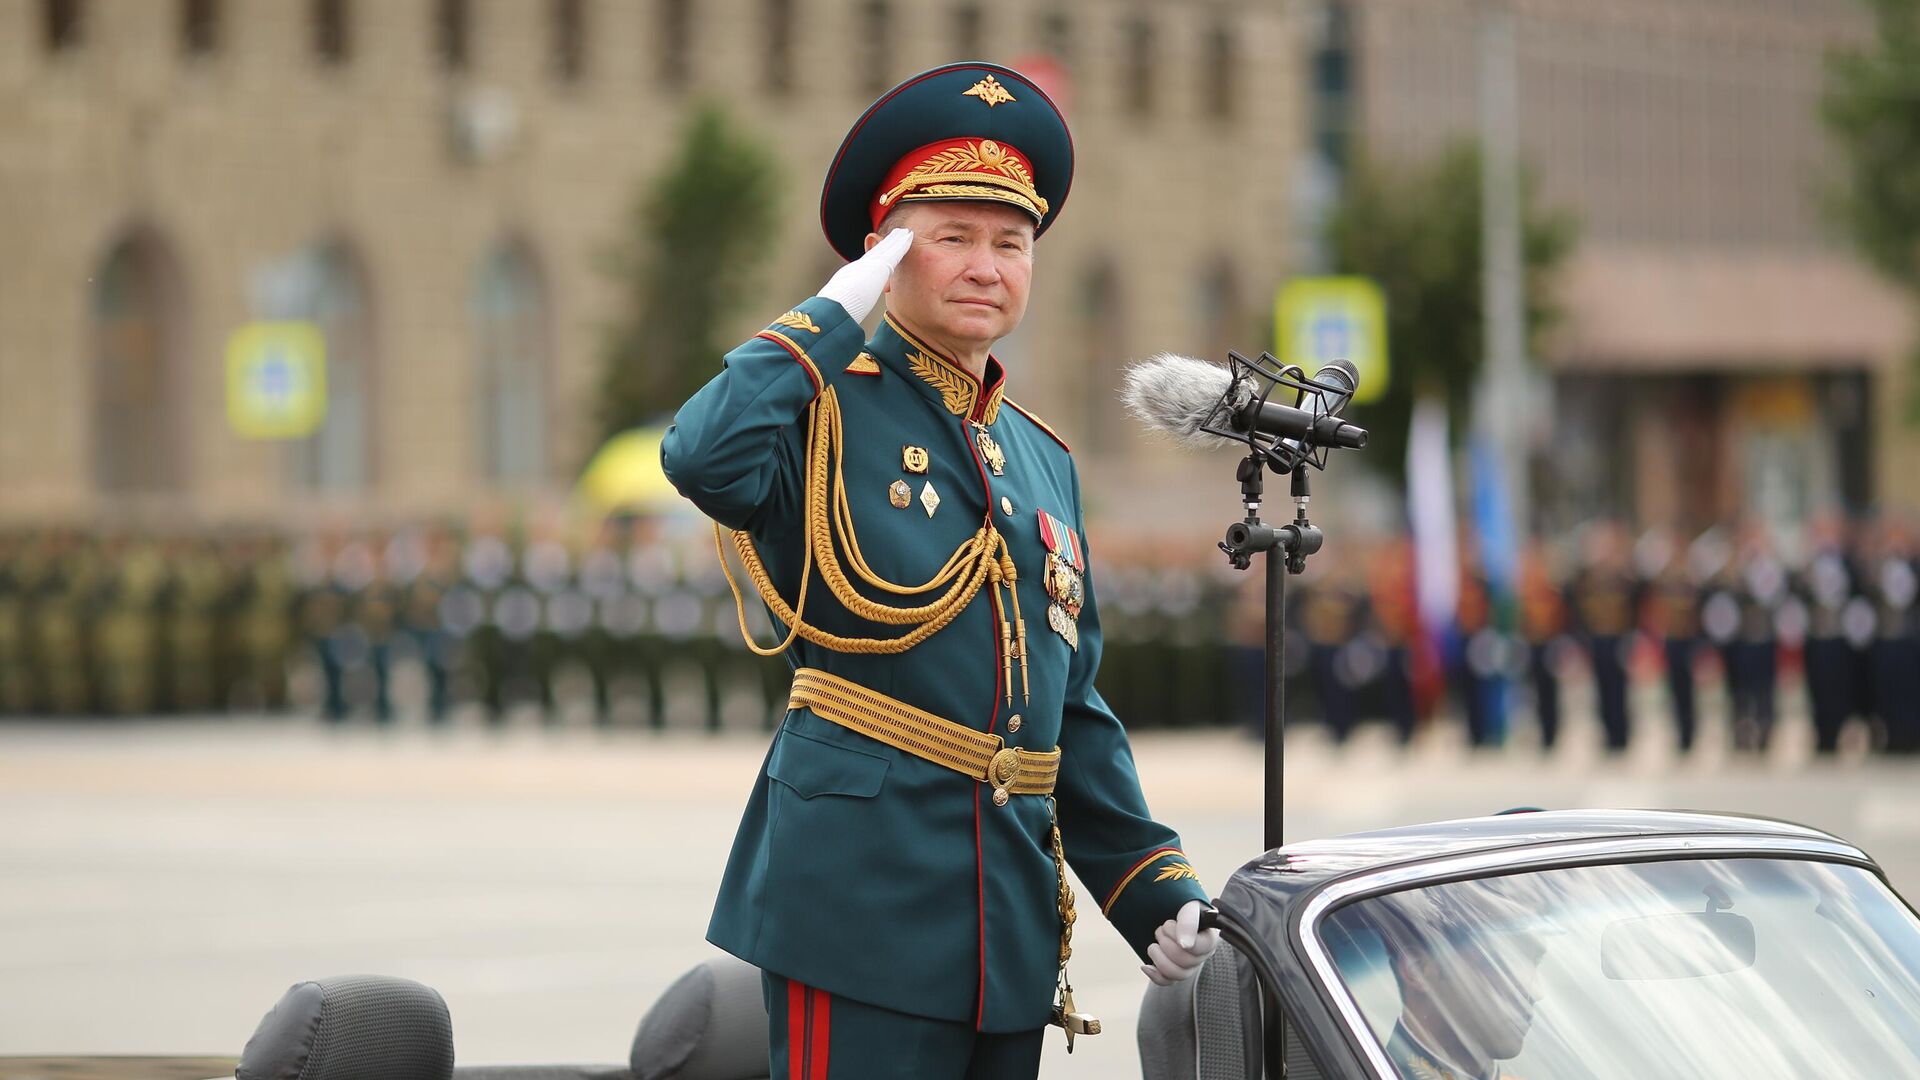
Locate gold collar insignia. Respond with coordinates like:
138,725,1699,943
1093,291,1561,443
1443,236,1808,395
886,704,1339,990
889,316,1006,425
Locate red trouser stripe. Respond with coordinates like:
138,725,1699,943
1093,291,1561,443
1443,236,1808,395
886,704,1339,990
787,980,806,1080
809,987,832,1080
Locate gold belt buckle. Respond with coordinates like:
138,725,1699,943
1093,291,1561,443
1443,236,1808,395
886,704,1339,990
988,746,1021,806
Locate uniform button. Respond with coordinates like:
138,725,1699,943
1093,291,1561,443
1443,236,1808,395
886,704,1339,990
1001,496,1014,516
1007,714,1022,733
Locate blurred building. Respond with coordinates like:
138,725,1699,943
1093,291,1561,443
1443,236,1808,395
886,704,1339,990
1310,0,1913,536
0,0,1296,528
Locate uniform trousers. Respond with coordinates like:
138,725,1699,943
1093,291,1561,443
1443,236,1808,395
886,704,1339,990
763,972,1045,1080
1528,643,1560,750
1662,638,1698,753
1586,635,1630,752
1804,637,1853,754
1725,640,1777,752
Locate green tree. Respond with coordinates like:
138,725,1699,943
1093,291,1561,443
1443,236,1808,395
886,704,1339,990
596,103,782,446
1823,0,1920,413
1324,140,1576,480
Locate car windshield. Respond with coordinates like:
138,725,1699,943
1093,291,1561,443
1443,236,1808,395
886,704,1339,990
1318,858,1920,1079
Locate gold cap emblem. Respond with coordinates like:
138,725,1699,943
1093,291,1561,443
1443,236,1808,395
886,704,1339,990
963,74,1017,108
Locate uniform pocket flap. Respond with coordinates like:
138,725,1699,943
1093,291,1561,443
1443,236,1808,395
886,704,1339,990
768,728,890,800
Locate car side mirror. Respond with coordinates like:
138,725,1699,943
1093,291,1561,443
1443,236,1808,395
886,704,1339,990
1601,911,1756,980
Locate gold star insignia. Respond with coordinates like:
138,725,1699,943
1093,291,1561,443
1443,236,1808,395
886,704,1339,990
963,74,1017,107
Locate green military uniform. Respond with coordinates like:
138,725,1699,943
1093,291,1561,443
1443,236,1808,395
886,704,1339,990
662,62,1209,1072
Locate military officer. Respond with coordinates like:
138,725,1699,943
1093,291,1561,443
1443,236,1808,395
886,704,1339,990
1453,545,1502,748
1372,536,1423,746
1725,527,1787,753
1639,528,1704,754
661,62,1216,1079
1517,540,1568,753
1569,522,1640,754
1866,518,1920,754
1302,559,1367,743
1800,515,1860,755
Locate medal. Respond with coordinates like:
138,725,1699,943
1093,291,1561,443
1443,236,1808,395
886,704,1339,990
1037,511,1084,649
975,427,1006,476
1047,602,1079,650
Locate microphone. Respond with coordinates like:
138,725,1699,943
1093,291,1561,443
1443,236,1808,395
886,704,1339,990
1122,354,1368,451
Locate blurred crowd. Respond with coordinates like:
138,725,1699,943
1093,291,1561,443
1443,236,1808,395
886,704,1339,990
2,514,1919,759
1279,516,1920,758
0,518,788,730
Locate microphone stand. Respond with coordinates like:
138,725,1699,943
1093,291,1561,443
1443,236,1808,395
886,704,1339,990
1220,456,1322,851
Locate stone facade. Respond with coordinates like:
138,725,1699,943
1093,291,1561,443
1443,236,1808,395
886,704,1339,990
1331,0,1914,528
0,0,1297,528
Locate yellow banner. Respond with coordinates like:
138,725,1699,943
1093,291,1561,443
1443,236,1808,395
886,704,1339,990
226,322,326,439
1275,277,1388,404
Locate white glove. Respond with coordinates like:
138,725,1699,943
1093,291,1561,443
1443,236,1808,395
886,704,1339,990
814,227,914,323
1141,900,1220,986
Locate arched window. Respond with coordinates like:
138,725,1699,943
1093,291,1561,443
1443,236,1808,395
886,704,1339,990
91,228,188,494
43,0,83,53
1196,256,1244,363
859,1,892,95
473,240,549,486
1077,258,1126,453
288,241,374,493
434,0,469,72
763,0,794,96
312,0,349,65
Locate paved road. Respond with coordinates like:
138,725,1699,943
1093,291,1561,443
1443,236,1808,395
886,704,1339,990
2,712,1917,1077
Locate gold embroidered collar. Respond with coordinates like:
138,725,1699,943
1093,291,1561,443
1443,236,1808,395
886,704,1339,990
877,314,1006,425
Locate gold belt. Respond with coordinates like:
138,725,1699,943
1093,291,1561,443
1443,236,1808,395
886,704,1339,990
788,667,1058,801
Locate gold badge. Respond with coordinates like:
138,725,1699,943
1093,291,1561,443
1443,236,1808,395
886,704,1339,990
976,427,1006,476
920,481,941,518
844,352,882,376
963,74,1017,108
903,445,929,474
889,479,912,508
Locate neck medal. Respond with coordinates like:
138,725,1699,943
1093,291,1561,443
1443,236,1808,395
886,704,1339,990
975,425,1007,476
1037,510,1085,650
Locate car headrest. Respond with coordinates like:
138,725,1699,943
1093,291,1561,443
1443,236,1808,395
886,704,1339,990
237,974,455,1080
630,954,769,1080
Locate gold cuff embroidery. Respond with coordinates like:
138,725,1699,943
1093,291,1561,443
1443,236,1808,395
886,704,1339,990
1155,861,1199,884
1101,848,1192,916
774,310,823,334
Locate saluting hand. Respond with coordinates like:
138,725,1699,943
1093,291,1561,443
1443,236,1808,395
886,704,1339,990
815,227,914,323
1142,900,1221,986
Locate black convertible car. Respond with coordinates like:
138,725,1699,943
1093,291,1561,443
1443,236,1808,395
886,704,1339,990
10,809,1920,1080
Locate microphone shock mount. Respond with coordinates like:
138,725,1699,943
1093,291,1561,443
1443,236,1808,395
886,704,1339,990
1206,350,1362,852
